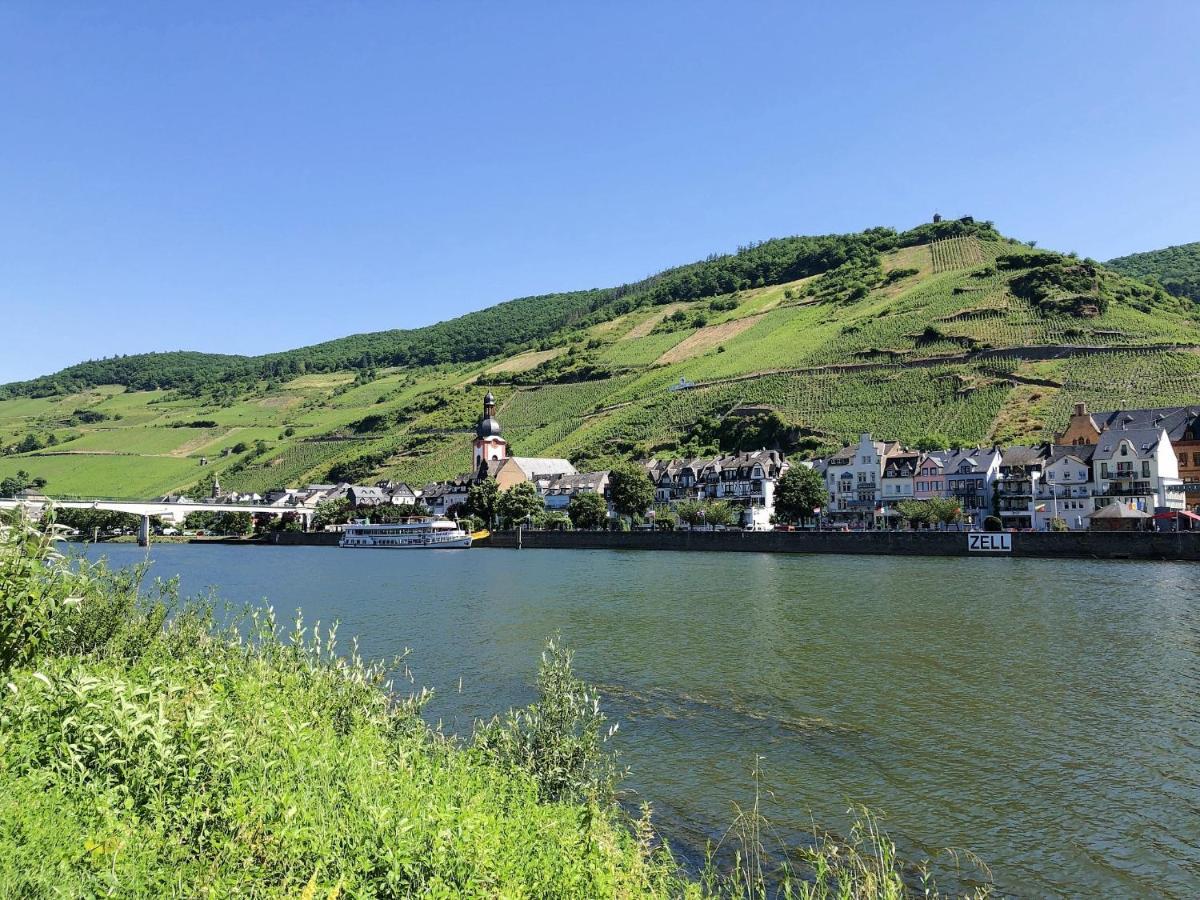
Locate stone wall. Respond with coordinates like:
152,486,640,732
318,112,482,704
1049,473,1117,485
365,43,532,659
482,529,1200,561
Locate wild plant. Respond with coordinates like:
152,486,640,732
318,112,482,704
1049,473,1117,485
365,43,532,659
473,635,623,805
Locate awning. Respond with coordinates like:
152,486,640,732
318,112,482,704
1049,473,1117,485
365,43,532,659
1154,509,1200,521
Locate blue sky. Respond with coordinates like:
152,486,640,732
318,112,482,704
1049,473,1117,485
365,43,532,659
2,2,1198,382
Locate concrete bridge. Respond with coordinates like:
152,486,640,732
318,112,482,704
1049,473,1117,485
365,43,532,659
0,495,312,544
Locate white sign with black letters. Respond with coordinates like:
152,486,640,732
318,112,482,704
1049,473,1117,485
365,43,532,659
968,532,1012,553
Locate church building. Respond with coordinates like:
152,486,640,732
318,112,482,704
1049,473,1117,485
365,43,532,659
473,392,508,471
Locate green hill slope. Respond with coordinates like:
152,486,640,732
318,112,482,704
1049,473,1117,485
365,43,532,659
4,220,1200,499
1107,241,1200,304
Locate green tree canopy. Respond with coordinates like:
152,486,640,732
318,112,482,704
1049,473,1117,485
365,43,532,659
607,463,655,520
567,491,608,530
465,480,499,526
773,466,828,524
497,482,544,527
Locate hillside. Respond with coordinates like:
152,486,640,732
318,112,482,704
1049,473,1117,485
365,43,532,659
1107,241,1200,304
3,219,1200,499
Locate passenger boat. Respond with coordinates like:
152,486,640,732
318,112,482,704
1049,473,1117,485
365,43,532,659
338,517,472,549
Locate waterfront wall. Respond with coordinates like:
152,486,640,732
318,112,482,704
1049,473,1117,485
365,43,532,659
483,529,1200,561
266,531,342,546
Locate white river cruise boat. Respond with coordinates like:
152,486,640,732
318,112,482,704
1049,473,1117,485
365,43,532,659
339,517,472,549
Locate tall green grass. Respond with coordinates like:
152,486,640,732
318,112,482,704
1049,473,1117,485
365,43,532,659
0,512,989,898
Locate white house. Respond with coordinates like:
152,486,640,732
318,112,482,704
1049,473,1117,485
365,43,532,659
643,450,789,526
1090,426,1184,514
825,434,896,525
880,449,920,522
1039,445,1096,529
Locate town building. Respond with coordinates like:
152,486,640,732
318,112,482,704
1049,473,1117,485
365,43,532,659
1039,445,1096,529
913,451,949,501
543,471,610,511
643,450,788,527
995,445,1047,529
942,448,1002,527
493,456,577,492
420,476,473,517
824,434,897,525
1058,402,1200,510
1090,426,1184,515
346,485,391,507
879,449,919,522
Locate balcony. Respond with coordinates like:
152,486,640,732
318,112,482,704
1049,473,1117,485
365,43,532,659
1097,484,1153,498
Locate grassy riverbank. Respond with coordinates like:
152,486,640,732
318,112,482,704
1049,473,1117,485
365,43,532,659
1,514,987,898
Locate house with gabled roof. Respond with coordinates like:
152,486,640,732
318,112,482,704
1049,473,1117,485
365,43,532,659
1090,425,1184,515
1058,402,1200,509
1038,445,1096,529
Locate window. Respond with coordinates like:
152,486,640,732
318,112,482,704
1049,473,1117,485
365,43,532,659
1142,461,1151,478
1101,462,1110,478
1194,452,1200,467
1120,444,1128,457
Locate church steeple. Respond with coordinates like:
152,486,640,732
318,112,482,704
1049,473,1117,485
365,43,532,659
473,391,507,471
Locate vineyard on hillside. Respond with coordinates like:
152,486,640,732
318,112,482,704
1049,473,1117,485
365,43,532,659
4,220,1199,497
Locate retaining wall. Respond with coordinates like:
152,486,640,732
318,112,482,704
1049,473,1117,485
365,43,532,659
482,529,1200,561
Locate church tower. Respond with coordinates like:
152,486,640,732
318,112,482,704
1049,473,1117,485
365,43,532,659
473,391,507,471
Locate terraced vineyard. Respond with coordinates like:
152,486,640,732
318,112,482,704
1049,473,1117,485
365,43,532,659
3,219,1199,496
930,235,986,272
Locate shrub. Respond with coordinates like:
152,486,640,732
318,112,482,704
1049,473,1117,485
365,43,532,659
474,637,620,805
984,515,1003,532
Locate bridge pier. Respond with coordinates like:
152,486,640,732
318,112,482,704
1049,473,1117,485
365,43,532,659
138,515,151,548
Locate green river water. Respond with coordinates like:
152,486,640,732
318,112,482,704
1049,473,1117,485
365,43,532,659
86,544,1200,897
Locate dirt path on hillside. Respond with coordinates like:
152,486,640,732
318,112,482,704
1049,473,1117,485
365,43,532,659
654,315,764,364
622,303,687,340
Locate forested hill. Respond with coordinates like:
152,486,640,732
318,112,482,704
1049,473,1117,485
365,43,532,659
1107,241,1200,304
2,218,996,400
4,216,1200,501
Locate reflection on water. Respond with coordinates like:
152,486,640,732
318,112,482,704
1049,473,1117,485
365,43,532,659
87,543,1200,897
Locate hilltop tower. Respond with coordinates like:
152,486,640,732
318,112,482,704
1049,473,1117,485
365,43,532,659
473,391,508,471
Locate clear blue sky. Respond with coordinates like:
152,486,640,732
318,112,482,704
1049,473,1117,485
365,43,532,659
2,2,1198,383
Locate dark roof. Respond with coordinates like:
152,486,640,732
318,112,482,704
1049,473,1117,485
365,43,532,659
1092,428,1165,461
1092,406,1200,442
1000,445,1047,467
1046,444,1096,465
476,416,502,438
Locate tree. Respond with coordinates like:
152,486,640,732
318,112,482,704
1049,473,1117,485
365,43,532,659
607,463,654,521
0,470,41,498
929,497,963,528
313,498,351,530
497,481,544,528
52,507,142,534
702,500,736,527
534,511,572,531
465,479,499,526
773,466,828,525
896,499,933,528
567,491,608,530
675,499,707,528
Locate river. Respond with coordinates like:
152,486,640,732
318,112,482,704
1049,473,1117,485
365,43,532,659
85,543,1200,897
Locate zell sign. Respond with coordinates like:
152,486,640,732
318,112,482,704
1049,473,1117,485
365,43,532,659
968,532,1012,553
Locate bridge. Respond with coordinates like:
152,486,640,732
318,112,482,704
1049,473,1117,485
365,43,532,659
0,495,313,544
